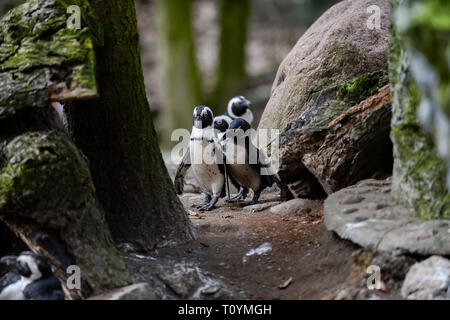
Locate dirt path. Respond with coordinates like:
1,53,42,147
173,192,402,300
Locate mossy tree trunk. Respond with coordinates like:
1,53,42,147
389,0,450,219
66,0,195,249
0,0,132,299
211,0,251,112
154,0,203,142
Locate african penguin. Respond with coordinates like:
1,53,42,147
225,96,254,125
223,118,275,205
0,251,64,300
188,106,226,211
213,115,233,134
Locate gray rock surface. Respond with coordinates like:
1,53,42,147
123,254,246,300
401,256,450,300
324,178,450,256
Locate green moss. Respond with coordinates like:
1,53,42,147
0,132,131,296
389,0,450,219
337,71,389,106
0,0,98,119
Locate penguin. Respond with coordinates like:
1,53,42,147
213,114,232,134
185,106,226,211
222,118,275,205
0,251,65,300
224,96,254,125
174,97,252,196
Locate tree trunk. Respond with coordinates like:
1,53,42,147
66,0,195,249
154,0,203,142
212,0,251,112
0,0,132,299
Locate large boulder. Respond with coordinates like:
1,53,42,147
389,0,450,219
258,0,393,198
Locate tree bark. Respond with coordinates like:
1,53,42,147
66,0,195,250
0,0,132,299
154,0,203,141
212,0,251,111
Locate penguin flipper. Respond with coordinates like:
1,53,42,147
174,149,191,195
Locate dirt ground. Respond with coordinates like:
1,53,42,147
163,191,403,300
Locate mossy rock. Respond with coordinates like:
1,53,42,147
258,0,391,132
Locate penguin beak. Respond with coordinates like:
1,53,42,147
243,99,251,109
0,256,18,272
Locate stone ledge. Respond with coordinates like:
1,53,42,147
324,178,450,256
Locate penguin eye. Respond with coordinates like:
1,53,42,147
201,110,208,117
217,120,222,125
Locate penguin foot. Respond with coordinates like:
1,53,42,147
249,192,261,205
225,188,248,203
192,194,211,208
199,195,219,211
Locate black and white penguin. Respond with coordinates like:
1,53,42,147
225,96,253,125
187,106,227,211
213,114,233,134
0,251,64,300
223,118,275,205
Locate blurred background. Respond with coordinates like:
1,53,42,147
1,0,341,147
136,0,341,147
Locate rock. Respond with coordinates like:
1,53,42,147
401,256,450,300
258,0,393,198
243,201,280,213
259,0,390,132
270,199,315,215
154,262,242,300
88,283,157,300
324,178,450,256
389,0,450,219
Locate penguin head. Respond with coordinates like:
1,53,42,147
229,118,251,132
0,252,51,281
213,115,232,133
193,106,214,129
227,96,252,122
223,118,251,144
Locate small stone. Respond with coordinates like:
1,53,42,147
201,285,220,295
340,195,364,205
401,256,450,300
270,199,315,215
278,277,293,289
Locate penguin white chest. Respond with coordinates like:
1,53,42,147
189,139,223,195
0,277,31,300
